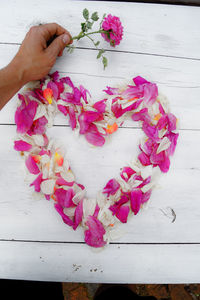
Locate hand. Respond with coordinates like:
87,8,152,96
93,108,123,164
12,23,72,84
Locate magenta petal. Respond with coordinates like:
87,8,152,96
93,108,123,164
30,173,43,192
131,189,142,215
55,188,75,208
29,116,48,135
132,108,151,123
138,152,151,166
25,155,40,174
84,216,106,248
116,205,130,223
54,203,74,227
73,199,83,230
157,115,168,130
103,86,119,95
14,140,32,151
103,178,120,196
85,124,105,147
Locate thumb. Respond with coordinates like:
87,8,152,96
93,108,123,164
46,33,71,57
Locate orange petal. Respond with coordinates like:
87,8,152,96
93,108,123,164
32,155,41,163
55,152,64,166
154,113,162,121
106,122,118,134
128,97,138,102
43,88,53,104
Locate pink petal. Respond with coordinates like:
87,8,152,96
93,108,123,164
14,140,32,151
143,83,158,105
85,124,105,147
133,76,149,86
116,205,130,223
54,203,74,227
120,167,135,182
167,113,177,132
47,81,59,100
78,111,103,134
159,155,170,173
84,216,106,248
142,122,159,141
73,199,83,230
166,132,179,156
28,116,48,135
131,189,142,215
15,100,38,134
30,173,43,192
138,152,151,166
25,155,40,174
93,99,107,113
103,178,120,196
57,104,69,116
54,188,75,208
93,204,100,218
68,106,77,130
141,190,152,204
132,108,151,123
103,86,119,95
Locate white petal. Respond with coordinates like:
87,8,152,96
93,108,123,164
41,179,56,194
141,165,153,180
60,170,75,182
40,154,50,164
63,207,76,217
72,190,86,205
32,135,44,146
156,137,171,154
33,104,46,121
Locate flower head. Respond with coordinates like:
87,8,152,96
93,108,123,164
101,14,123,47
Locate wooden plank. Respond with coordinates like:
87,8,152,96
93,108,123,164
0,45,199,130
0,0,200,59
0,125,199,243
0,241,200,283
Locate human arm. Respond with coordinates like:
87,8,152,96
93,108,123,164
0,23,72,110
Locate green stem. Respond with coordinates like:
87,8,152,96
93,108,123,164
72,29,107,41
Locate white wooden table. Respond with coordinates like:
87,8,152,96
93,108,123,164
0,0,200,283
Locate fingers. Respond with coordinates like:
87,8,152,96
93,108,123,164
39,23,72,42
45,33,71,58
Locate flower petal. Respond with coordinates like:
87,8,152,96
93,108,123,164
25,155,40,174
131,189,142,215
84,216,106,248
14,140,32,151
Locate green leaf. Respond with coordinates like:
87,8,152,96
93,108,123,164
83,8,89,20
91,12,99,21
86,21,93,29
95,41,100,47
102,56,108,69
81,22,87,32
97,49,105,59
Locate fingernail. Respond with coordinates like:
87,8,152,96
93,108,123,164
63,34,70,44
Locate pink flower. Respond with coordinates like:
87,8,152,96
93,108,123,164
84,216,106,248
14,140,32,151
101,14,123,47
103,178,120,196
